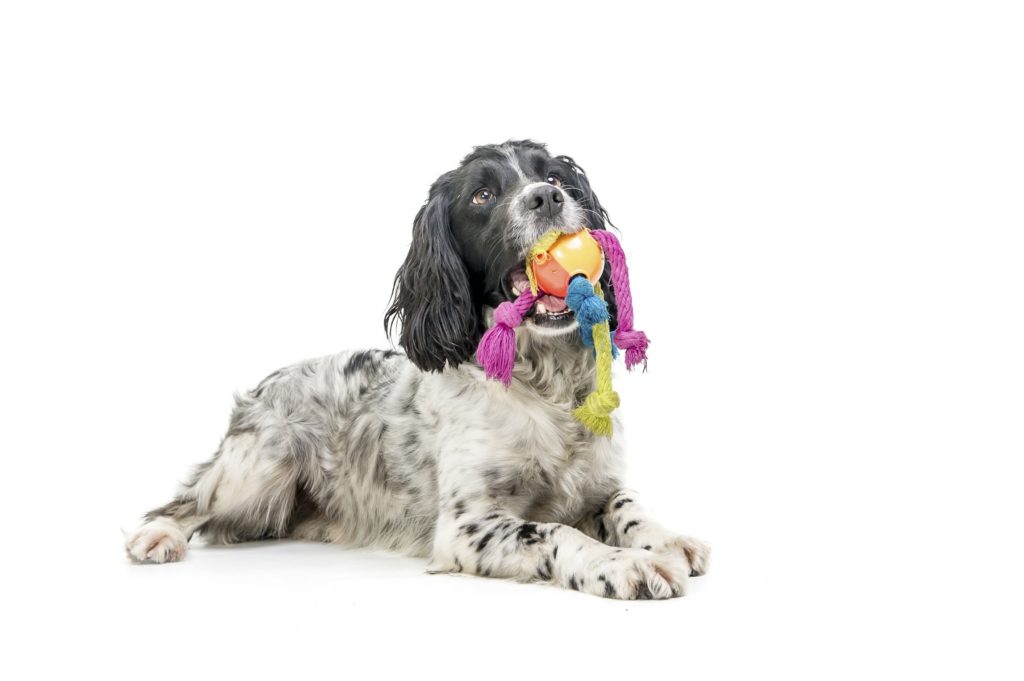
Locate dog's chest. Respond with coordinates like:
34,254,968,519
402,362,624,525
481,389,621,524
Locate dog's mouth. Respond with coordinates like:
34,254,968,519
505,267,575,327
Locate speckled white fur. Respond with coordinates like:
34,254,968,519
126,327,709,599
126,140,710,599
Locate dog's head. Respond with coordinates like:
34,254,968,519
385,140,617,372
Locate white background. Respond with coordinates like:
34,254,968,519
2,1,1021,679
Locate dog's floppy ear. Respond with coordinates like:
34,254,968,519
385,185,480,372
557,155,611,231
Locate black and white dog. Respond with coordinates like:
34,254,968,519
126,140,710,599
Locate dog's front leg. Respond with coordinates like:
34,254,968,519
428,497,691,599
583,489,711,577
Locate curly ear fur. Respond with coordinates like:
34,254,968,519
385,186,480,372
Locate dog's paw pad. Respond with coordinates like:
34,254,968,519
125,520,188,564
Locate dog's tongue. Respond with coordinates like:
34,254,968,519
538,294,567,312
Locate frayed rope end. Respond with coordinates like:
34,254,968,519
475,291,537,387
614,329,650,371
475,322,516,387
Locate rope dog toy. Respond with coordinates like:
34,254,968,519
475,228,649,436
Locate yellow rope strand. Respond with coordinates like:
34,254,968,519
526,229,562,295
573,284,619,436
524,233,619,436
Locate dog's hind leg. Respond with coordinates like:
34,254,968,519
125,428,310,563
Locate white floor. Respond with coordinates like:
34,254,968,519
7,507,1014,680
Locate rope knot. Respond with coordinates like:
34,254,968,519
612,329,650,371
492,301,522,328
573,390,620,437
590,230,650,370
475,290,538,387
566,276,609,347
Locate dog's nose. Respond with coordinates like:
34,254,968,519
524,184,564,218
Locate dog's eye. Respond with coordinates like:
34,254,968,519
472,188,495,205
546,174,562,187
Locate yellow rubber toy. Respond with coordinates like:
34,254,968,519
527,229,605,297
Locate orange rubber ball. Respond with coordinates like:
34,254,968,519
531,229,605,297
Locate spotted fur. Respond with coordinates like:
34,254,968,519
125,141,710,599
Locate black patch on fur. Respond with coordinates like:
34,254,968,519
517,522,539,543
569,575,578,591
613,497,633,510
603,579,616,598
477,530,496,552
622,520,640,534
344,350,377,377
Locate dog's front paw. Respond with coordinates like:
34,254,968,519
576,548,690,599
659,535,710,576
125,519,188,564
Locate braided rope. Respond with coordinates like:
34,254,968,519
475,288,539,386
573,286,620,437
474,228,645,436
590,229,649,370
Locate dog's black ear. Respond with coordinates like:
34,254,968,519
557,155,612,231
385,186,479,372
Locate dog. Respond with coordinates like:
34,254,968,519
125,140,710,599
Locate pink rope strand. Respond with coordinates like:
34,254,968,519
475,289,538,386
590,230,650,370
